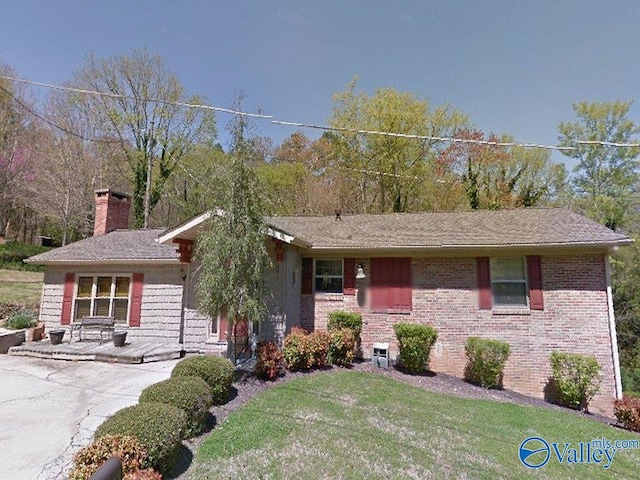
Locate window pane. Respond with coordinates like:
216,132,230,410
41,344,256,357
96,277,112,297
94,298,111,316
491,257,525,281
316,260,342,276
113,299,128,324
493,282,527,306
77,277,93,298
315,276,343,293
75,299,91,320
115,277,130,298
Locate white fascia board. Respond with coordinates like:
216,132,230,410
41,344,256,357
156,211,212,244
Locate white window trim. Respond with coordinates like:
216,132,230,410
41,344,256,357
314,259,344,294
490,257,529,308
72,274,133,325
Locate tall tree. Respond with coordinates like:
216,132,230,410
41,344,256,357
329,79,468,213
558,100,640,229
196,110,272,358
73,49,217,228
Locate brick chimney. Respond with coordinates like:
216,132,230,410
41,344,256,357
94,189,131,236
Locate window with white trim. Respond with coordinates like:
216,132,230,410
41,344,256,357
490,257,528,307
314,259,343,293
74,275,131,324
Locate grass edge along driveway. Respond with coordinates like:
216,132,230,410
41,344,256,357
191,370,640,480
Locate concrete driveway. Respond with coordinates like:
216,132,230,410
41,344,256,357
0,356,179,480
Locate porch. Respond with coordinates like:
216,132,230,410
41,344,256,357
8,339,183,364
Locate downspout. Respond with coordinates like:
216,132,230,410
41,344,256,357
604,255,623,400
178,263,191,348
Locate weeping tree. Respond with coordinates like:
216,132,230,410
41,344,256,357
196,111,272,360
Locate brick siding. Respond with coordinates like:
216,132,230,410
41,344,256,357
301,254,618,416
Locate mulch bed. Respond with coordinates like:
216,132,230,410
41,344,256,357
172,361,618,479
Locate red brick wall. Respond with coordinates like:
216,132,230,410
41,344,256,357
94,190,131,236
301,254,618,416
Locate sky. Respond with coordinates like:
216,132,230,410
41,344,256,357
1,0,640,167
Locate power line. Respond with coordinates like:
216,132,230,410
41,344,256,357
0,74,273,119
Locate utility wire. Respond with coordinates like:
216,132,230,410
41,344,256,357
0,74,273,119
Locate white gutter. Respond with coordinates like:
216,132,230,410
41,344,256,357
604,256,623,400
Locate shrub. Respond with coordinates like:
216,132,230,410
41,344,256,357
0,242,50,271
95,402,187,475
614,396,640,432
255,341,283,380
464,337,511,389
5,310,38,329
139,376,212,437
393,323,438,374
68,434,147,480
308,331,331,367
283,327,312,371
549,352,602,411
171,354,234,405
328,328,355,367
327,311,363,340
124,469,163,480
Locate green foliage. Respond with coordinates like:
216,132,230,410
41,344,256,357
171,355,234,405
69,434,148,480
393,323,438,373
614,396,640,432
0,242,50,271
549,352,602,411
4,309,38,329
139,376,212,437
95,403,187,475
308,331,331,368
195,112,272,344
255,341,283,380
464,337,511,389
327,311,362,341
283,327,312,371
328,328,355,367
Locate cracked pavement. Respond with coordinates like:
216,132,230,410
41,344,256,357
0,355,179,480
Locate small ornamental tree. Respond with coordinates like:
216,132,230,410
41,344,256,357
196,109,273,360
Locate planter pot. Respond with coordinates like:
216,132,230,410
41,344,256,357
112,331,127,347
25,322,45,342
50,329,65,346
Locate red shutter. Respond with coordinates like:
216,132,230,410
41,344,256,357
129,273,144,327
60,273,75,325
371,258,412,310
527,255,544,310
301,258,313,294
477,257,492,310
370,258,387,309
343,258,356,295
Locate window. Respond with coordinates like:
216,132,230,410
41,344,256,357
74,275,131,324
490,257,528,307
370,258,412,311
314,259,343,293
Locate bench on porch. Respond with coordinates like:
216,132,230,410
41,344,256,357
70,316,115,344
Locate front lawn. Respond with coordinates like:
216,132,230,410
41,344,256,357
191,370,640,479
0,269,43,306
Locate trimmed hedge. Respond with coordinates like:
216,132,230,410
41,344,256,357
393,323,438,373
283,327,312,371
69,434,147,480
309,331,331,368
95,402,187,475
328,328,355,367
327,311,363,340
549,352,602,411
171,355,234,405
139,376,212,437
464,337,511,389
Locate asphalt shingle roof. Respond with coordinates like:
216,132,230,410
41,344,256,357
267,208,631,250
26,229,179,264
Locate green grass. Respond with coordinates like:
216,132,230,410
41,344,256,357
0,269,43,305
192,371,640,479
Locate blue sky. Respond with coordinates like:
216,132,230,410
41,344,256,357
1,1,639,166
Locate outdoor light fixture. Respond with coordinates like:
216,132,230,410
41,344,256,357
356,264,366,279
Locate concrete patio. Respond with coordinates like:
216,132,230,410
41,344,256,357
8,339,183,363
